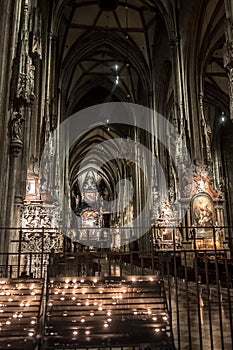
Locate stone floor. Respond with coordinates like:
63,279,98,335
100,260,233,350
166,279,233,350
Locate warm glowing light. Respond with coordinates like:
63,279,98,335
28,332,34,337
163,316,168,321
6,321,11,325
131,278,136,282
152,316,157,321
107,318,112,322
31,292,35,296
104,323,109,328
31,320,36,325
98,306,103,311
155,328,160,333
107,311,111,316
60,297,65,301
149,278,154,282
8,298,13,302
72,297,76,301
85,330,90,335
25,303,30,307
81,318,85,323
90,311,95,316
65,279,70,284
80,279,84,283
85,301,90,306
73,330,78,335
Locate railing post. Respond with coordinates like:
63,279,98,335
17,229,22,278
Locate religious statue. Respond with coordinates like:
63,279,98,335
11,110,24,141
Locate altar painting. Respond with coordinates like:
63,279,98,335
80,210,99,242
192,195,214,238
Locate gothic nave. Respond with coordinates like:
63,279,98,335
0,0,233,349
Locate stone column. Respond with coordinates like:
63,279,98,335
224,1,233,121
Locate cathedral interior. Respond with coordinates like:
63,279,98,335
0,0,233,349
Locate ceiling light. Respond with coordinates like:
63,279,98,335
73,330,78,335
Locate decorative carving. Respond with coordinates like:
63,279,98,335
11,2,36,107
29,7,42,59
21,204,62,253
224,40,233,69
182,162,223,201
224,34,233,120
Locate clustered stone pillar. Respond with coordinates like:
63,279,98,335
224,1,233,121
